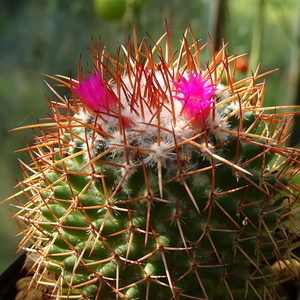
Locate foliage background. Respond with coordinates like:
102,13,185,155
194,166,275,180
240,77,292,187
0,0,299,272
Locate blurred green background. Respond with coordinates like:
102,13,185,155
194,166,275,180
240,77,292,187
0,0,299,272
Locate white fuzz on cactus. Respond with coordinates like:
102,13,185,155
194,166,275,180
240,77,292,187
2,26,300,300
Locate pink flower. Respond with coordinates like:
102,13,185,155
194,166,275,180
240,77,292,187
173,71,215,127
72,72,115,114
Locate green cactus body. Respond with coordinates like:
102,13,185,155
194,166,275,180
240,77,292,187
4,27,300,300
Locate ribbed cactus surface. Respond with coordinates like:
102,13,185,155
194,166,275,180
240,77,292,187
4,27,300,300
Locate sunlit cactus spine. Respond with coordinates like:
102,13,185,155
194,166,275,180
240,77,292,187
4,25,300,300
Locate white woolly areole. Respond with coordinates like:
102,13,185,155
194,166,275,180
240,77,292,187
215,84,231,102
75,69,236,166
206,114,230,141
145,141,176,165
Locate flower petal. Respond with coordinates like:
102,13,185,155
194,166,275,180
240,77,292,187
172,71,216,127
72,72,115,114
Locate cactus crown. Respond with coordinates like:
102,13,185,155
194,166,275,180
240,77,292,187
4,25,300,300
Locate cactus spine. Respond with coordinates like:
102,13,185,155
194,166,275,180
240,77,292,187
4,26,300,300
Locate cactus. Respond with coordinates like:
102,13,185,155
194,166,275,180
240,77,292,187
3,26,300,300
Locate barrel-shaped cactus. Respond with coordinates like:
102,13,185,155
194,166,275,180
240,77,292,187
4,26,300,299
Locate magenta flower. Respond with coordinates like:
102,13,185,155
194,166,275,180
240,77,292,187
173,71,215,127
72,72,115,114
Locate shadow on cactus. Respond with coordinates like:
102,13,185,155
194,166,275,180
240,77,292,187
2,25,300,300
